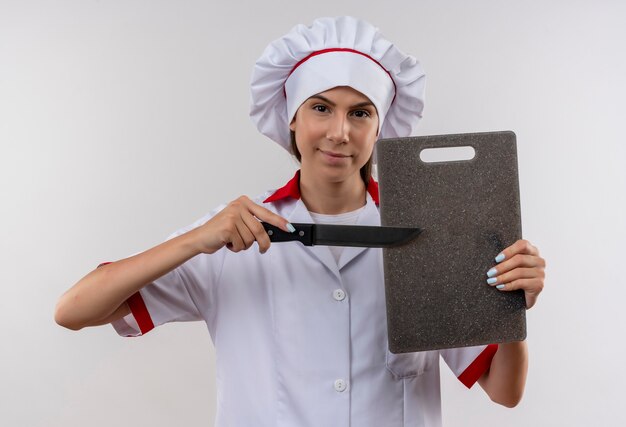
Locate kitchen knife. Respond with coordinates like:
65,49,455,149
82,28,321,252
261,222,422,248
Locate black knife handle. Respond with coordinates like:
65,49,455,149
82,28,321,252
261,222,314,246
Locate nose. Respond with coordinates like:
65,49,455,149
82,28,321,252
326,114,349,144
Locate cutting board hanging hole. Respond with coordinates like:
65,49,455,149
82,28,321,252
419,146,475,163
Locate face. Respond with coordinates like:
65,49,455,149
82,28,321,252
289,86,379,184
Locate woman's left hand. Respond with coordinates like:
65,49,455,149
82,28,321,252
486,239,545,309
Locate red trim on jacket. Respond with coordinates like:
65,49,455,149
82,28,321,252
126,292,155,335
263,170,302,204
458,344,499,388
97,261,155,335
263,170,380,206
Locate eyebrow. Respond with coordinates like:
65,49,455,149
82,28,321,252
309,95,375,109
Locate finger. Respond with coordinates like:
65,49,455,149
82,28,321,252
242,197,295,233
487,267,543,287
494,239,539,264
225,227,246,253
495,277,543,292
234,215,256,250
493,278,544,309
486,254,546,277
241,211,272,253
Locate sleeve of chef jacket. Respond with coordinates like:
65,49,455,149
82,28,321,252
109,205,228,337
440,344,499,388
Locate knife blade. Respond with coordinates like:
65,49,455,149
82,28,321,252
261,222,422,248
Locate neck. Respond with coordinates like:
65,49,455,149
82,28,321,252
299,169,367,214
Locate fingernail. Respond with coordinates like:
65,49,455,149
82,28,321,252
487,268,498,278
495,253,506,263
286,223,296,233
487,277,498,285
496,284,505,290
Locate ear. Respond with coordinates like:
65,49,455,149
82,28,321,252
289,114,296,132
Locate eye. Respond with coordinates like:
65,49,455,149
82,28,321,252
351,109,371,118
312,104,329,113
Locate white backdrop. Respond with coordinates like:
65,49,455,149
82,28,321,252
1,1,625,426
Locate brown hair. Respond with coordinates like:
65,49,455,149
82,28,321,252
289,130,373,187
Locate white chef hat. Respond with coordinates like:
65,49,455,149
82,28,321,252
249,16,426,154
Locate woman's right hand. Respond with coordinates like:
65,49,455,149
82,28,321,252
192,196,294,255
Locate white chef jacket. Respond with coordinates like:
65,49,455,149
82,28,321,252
112,170,498,427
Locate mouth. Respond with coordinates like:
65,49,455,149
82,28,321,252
319,149,351,158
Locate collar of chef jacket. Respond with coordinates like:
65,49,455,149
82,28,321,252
264,169,380,206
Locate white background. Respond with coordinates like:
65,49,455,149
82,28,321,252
1,0,625,425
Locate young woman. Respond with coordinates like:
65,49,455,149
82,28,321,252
55,16,545,427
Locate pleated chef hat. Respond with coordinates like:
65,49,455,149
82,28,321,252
249,16,426,154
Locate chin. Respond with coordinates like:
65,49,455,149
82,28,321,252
319,165,361,182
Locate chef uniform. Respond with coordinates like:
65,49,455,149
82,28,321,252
111,16,498,427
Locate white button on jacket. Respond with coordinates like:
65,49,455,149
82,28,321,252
333,289,346,301
334,379,348,392
112,171,497,427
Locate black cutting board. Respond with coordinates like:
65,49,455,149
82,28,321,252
376,131,526,353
